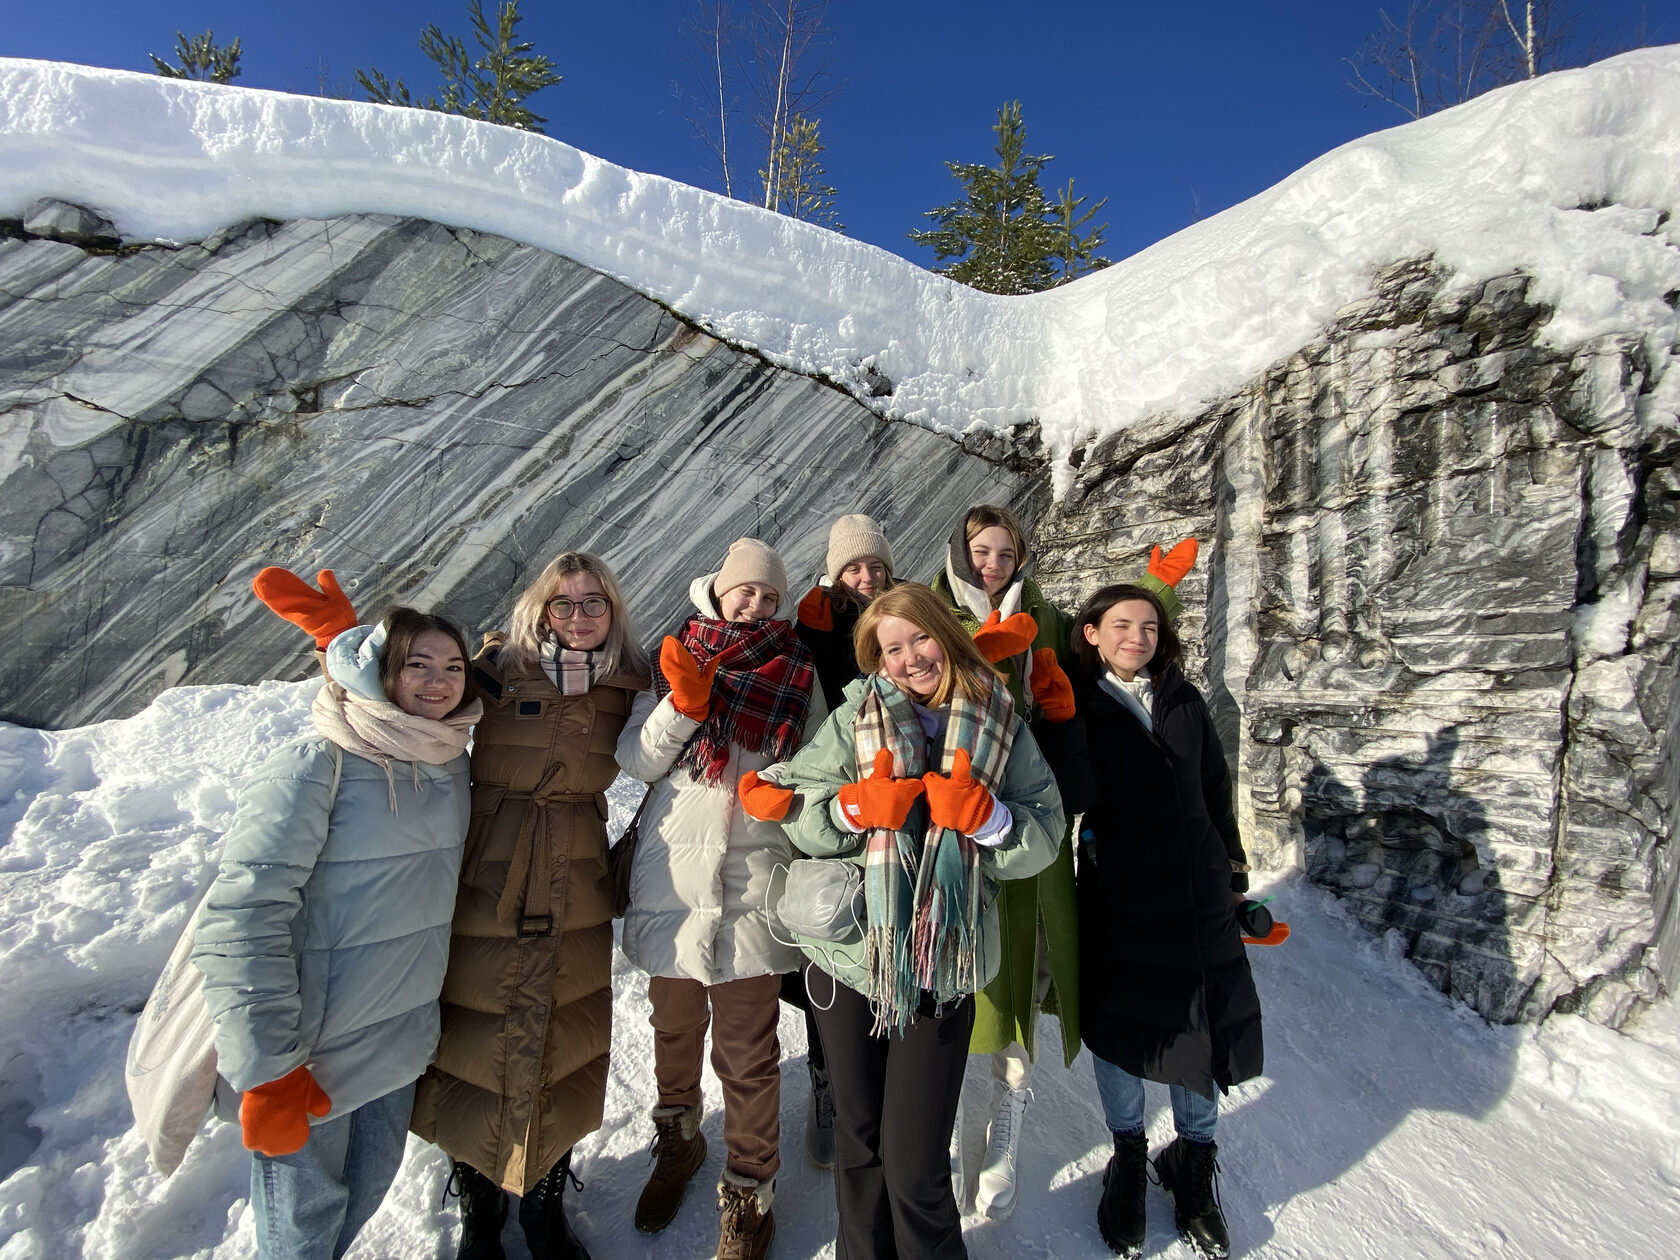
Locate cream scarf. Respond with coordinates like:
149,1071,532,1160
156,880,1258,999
311,683,481,809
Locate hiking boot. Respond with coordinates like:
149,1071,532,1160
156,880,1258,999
635,1104,707,1233
803,1063,835,1169
1154,1136,1230,1259
518,1150,592,1260
716,1170,775,1260
973,1086,1031,1220
1096,1132,1148,1258
445,1160,508,1260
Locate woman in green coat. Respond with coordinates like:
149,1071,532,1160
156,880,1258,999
929,503,1092,1220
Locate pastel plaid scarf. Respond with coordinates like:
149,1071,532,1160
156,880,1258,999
653,614,816,784
852,670,1015,1035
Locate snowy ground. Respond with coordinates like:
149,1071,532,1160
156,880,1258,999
3,51,1679,490
1,682,1676,1259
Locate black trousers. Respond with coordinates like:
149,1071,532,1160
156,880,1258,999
780,965,828,1072
811,979,974,1260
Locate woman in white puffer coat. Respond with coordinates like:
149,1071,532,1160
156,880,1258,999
615,538,826,1259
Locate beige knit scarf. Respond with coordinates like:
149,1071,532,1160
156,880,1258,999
310,683,481,809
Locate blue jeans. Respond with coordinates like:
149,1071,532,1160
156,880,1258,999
250,1080,416,1260
1091,1055,1218,1145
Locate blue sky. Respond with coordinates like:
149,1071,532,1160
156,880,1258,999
9,2,1677,264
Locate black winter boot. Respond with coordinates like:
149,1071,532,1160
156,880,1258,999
518,1151,593,1260
1096,1131,1148,1257
445,1160,508,1260
1153,1137,1230,1259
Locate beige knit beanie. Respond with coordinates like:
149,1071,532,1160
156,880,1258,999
825,514,893,581
714,537,788,600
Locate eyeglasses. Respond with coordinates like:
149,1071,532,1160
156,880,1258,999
546,596,611,620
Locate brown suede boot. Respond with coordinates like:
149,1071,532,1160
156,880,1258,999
634,1104,708,1233
716,1170,775,1260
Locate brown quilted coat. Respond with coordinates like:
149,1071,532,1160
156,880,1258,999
410,643,649,1193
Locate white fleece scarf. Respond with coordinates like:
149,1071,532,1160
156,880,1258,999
311,683,481,809
1098,668,1154,732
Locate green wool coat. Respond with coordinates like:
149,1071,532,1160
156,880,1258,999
930,571,1082,1067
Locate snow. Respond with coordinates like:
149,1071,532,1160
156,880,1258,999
5,51,1680,492
2,684,1678,1258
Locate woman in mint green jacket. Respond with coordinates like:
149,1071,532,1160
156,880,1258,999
194,604,479,1260
745,581,1063,1259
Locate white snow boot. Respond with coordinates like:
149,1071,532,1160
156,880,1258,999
973,1086,1032,1220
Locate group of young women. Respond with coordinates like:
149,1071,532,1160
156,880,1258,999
188,504,1263,1260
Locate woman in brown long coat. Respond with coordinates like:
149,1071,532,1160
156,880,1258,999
410,552,650,1260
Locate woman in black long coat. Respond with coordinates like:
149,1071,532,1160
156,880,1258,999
1071,581,1262,1260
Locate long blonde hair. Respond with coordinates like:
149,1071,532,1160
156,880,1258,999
503,552,647,677
854,583,1002,707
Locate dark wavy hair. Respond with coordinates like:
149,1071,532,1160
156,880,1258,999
377,606,476,715
1071,584,1182,680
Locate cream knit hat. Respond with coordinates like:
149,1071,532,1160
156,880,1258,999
714,537,788,600
825,514,893,581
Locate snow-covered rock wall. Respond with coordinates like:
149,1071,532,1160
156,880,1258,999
0,207,1041,728
3,55,1679,1029
1037,258,1680,1026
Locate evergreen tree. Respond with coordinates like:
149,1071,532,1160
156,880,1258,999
149,30,243,84
762,114,843,231
911,101,1109,295
357,0,561,134
1049,178,1111,284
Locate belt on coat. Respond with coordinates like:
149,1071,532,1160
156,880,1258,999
495,789,609,934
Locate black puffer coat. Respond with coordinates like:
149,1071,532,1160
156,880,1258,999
1075,664,1262,1099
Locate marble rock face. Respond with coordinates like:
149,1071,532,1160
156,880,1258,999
0,211,1043,730
1038,259,1680,1027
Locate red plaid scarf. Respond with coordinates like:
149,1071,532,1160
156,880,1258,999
653,614,817,784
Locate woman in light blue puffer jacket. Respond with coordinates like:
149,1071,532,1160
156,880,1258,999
193,603,481,1260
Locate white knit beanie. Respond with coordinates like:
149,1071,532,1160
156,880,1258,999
825,514,893,581
715,537,788,600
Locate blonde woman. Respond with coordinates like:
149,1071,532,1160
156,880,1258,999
410,552,650,1260
752,582,1065,1259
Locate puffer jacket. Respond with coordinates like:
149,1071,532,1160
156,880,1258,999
615,574,828,984
411,642,648,1193
775,677,1065,996
192,629,471,1121
930,568,1083,1065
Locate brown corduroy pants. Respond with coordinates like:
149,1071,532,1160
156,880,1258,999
649,972,783,1180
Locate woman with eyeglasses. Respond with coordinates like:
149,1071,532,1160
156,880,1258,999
409,552,650,1260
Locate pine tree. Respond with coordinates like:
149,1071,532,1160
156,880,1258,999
910,101,1066,295
357,0,561,134
1049,178,1111,284
149,30,243,84
762,114,843,231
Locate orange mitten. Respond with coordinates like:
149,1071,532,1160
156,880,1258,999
660,636,722,722
836,749,926,831
922,748,997,836
1029,648,1075,722
240,1065,332,1157
252,567,358,649
971,609,1038,663
1148,538,1199,587
796,585,833,632
738,770,795,822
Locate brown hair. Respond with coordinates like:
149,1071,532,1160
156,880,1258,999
377,607,476,715
854,583,1003,707
1071,584,1182,680
503,551,647,677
